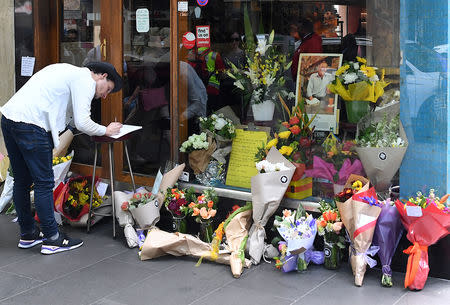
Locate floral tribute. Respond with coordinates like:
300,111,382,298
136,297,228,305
181,188,218,223
179,132,209,153
226,30,294,105
121,192,155,211
327,56,389,103
199,113,236,140
163,187,196,217
63,178,103,220
395,189,450,290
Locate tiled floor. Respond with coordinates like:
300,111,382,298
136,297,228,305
0,214,449,305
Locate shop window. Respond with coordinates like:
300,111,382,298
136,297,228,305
176,1,401,196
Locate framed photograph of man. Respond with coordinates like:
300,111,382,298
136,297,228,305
295,53,343,133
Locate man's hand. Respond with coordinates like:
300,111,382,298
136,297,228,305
105,122,122,136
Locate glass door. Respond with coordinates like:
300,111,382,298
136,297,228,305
60,0,103,166
121,0,171,177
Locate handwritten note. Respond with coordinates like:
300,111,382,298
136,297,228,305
225,129,268,189
21,56,35,76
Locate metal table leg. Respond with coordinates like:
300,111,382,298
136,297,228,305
124,140,136,193
87,143,98,233
108,142,116,238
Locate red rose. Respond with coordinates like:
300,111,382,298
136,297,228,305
299,137,311,147
121,201,129,211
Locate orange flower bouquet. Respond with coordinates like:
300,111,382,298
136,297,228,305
181,188,218,242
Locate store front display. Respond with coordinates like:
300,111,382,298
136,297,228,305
8,0,449,284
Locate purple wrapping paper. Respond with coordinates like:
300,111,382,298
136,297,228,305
372,200,404,276
282,254,298,273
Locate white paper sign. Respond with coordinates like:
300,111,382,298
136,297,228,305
109,124,142,139
177,1,188,12
21,56,35,76
136,8,149,33
406,205,423,217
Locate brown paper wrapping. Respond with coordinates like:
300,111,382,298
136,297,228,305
140,228,252,269
188,137,216,174
155,163,186,208
336,174,381,286
52,129,74,158
248,147,296,264
224,209,252,278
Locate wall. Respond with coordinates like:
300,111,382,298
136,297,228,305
0,0,15,105
399,0,449,196
0,0,15,156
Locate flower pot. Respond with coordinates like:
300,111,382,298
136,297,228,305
345,100,369,123
130,201,160,229
172,214,187,233
252,100,275,121
199,219,213,243
323,235,341,270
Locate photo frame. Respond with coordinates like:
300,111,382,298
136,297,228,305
295,53,343,133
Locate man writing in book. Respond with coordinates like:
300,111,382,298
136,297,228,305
0,61,122,254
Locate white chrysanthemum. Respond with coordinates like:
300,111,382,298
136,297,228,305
343,72,358,84
353,63,360,70
274,162,289,171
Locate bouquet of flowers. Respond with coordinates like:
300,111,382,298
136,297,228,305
357,114,405,148
248,147,295,264
180,133,216,174
199,113,236,165
305,134,364,193
273,208,318,271
54,176,103,222
181,188,219,242
395,190,450,290
328,56,389,123
328,56,389,103
256,102,316,183
121,191,158,229
335,175,382,286
199,113,236,142
226,30,293,106
317,200,345,269
355,103,408,191
52,151,74,189
164,187,196,233
372,198,404,287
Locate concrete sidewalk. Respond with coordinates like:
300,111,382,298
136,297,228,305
0,214,448,305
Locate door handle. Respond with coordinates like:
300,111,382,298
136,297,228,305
100,38,107,60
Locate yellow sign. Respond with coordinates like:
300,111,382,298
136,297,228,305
226,129,268,189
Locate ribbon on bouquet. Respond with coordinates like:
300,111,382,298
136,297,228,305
304,249,325,265
350,244,380,268
403,242,428,288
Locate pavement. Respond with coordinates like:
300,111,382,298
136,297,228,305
0,214,449,305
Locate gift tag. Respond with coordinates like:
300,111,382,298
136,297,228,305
357,214,376,228
179,171,190,182
406,205,423,217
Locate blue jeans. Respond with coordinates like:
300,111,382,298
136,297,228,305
1,117,58,238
